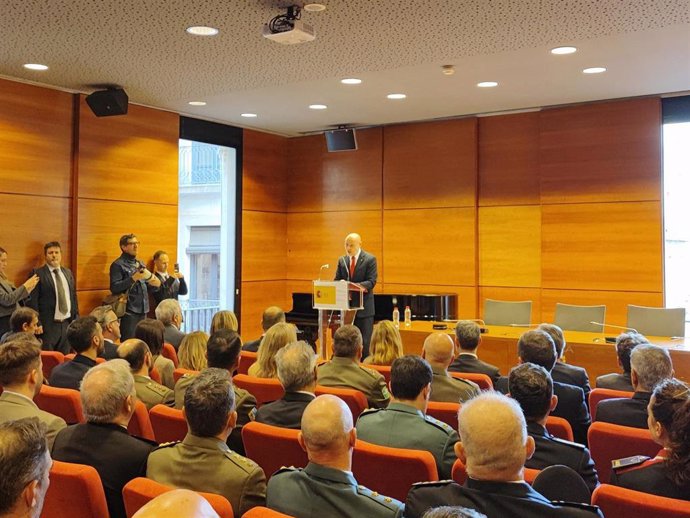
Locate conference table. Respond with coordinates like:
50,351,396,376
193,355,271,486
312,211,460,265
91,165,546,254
397,321,690,386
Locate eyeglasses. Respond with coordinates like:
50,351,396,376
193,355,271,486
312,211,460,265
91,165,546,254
126,241,140,246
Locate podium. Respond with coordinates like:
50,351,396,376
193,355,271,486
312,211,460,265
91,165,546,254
312,280,365,358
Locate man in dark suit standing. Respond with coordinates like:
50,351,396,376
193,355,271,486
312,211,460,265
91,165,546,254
334,233,377,357
448,320,501,383
151,250,187,307
27,241,78,354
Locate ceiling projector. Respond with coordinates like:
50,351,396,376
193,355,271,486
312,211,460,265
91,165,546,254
263,5,315,45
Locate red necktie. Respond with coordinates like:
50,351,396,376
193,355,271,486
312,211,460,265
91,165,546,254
349,256,356,279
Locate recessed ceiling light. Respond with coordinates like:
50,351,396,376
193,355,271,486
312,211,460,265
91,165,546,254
387,93,406,100
23,63,48,71
241,113,258,118
309,104,327,110
304,3,326,12
188,101,207,106
185,26,219,36
551,46,577,55
583,67,607,74
341,78,362,85
477,81,498,88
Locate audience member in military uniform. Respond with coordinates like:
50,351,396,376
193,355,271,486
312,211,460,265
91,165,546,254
174,328,256,455
151,250,188,306
405,392,603,518
242,306,285,353
597,343,673,429
595,332,648,392
448,321,500,383
0,418,52,518
538,324,591,402
118,338,175,410
147,368,266,516
90,305,121,360
357,355,459,479
423,332,480,403
132,489,220,518
422,507,487,518
135,318,175,389
267,394,404,517
0,336,66,447
317,324,390,408
509,363,599,493
155,299,186,351
610,378,690,500
51,360,156,518
48,316,104,390
255,341,317,429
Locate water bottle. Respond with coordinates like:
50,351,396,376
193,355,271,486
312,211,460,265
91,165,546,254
392,306,400,328
404,306,412,327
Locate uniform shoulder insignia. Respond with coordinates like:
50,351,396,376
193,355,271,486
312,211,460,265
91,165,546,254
146,381,172,397
424,414,453,433
223,450,261,473
153,440,180,450
356,485,401,510
273,466,301,475
551,436,586,450
611,455,651,471
359,365,380,378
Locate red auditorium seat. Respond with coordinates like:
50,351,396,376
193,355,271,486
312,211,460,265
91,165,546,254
34,384,84,424
40,350,64,379
592,484,690,518
161,342,179,367
149,404,188,443
242,421,307,479
589,387,634,421
232,374,284,407
238,351,258,375
127,399,155,441
450,372,493,390
42,460,109,518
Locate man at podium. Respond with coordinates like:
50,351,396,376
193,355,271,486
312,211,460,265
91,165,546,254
334,233,378,357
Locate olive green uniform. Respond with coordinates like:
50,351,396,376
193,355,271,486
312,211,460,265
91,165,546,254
429,366,480,403
147,434,266,516
133,374,175,410
317,356,390,408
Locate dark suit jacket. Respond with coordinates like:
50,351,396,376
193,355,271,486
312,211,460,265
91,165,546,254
334,250,377,318
596,391,651,429
163,324,186,351
109,253,152,314
52,422,156,518
448,353,501,383
100,338,119,360
152,272,188,305
48,354,97,392
255,391,315,429
610,454,690,501
553,362,591,402
27,264,78,348
595,372,634,392
242,337,262,353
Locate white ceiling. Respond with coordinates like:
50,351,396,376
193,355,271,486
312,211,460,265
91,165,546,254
1,0,689,136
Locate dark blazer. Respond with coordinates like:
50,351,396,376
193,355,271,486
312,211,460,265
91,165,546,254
0,278,29,318
242,337,262,353
163,324,186,351
100,338,119,360
334,250,377,318
152,272,188,305
27,264,78,347
595,391,651,429
48,354,97,392
448,353,501,383
553,362,591,402
610,452,690,501
595,372,634,392
51,422,156,518
255,391,315,429
405,478,603,518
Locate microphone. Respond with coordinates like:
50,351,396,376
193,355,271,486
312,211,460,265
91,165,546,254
590,321,638,333
318,263,329,280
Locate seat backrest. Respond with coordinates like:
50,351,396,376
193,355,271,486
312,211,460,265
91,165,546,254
362,363,392,384
588,421,660,483
352,439,438,502
127,399,155,441
173,367,198,383
149,404,188,443
243,507,295,518
449,371,493,390
34,384,84,424
627,305,686,337
150,368,162,384
233,374,284,407
483,299,532,326
40,350,64,379
122,477,234,518
314,385,368,420
162,343,179,368
554,303,607,332
452,459,539,486
42,460,109,518
592,483,690,518
242,421,307,479
589,388,634,421
545,415,574,442
426,401,461,430
238,351,258,375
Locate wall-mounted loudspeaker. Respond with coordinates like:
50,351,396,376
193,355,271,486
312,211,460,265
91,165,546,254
325,128,357,152
85,88,129,117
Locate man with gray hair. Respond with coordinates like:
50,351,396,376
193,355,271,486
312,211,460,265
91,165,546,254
595,332,648,392
51,359,156,518
596,343,673,429
448,321,500,383
155,298,186,351
255,341,317,428
90,305,121,360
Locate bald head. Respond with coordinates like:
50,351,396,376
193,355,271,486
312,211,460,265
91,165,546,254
423,333,455,366
344,233,362,256
301,394,353,455
117,338,150,372
261,306,286,332
132,489,219,518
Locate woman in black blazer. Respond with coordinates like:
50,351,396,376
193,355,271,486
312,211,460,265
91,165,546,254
0,246,39,336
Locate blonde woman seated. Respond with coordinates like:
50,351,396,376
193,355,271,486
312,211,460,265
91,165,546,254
248,322,298,378
363,320,404,366
178,331,209,372
210,310,238,334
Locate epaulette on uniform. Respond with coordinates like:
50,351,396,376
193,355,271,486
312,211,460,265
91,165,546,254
145,381,171,397
223,450,262,474
356,484,402,511
611,455,651,472
550,436,586,450
153,440,180,451
359,365,383,379
424,414,454,434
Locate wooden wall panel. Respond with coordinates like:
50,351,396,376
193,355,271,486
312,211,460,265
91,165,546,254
240,280,289,340
0,79,73,198
479,205,541,287
383,207,475,286
241,210,287,281
383,119,477,209
479,112,540,206
76,289,111,317
243,129,287,212
540,98,661,204
382,284,477,322
479,287,542,324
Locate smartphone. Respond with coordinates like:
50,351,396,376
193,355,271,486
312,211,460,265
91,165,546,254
174,263,180,273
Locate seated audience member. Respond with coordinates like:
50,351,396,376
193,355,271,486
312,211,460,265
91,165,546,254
423,333,480,403
317,325,390,409
509,363,598,493
0,418,52,518
52,360,156,518
255,341,317,428
538,323,591,401
248,322,298,378
155,299,186,351
597,343,673,429
363,320,404,366
90,305,121,360
151,250,188,306
210,310,238,334
118,338,175,410
135,318,174,389
422,507,487,518
405,393,603,518
267,394,404,517
448,321,500,383
596,332,648,392
5,307,40,339
610,378,690,500
356,355,459,479
174,329,256,455
132,489,219,518
0,336,66,447
49,316,104,390
147,368,266,516
242,306,285,353
177,331,209,371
